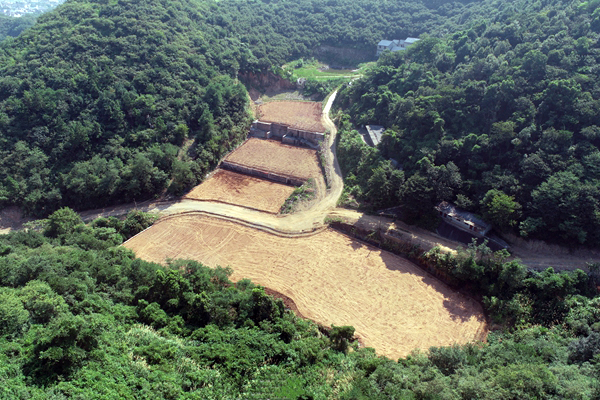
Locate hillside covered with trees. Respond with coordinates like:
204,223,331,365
0,0,253,216
1,0,600,397
0,208,599,398
0,14,38,43
1,0,588,218
336,0,600,246
0,0,597,246
207,0,480,67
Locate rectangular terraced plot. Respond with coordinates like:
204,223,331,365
225,138,322,181
185,169,295,214
258,100,325,132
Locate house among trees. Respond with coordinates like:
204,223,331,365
436,201,492,238
364,125,385,147
376,38,420,56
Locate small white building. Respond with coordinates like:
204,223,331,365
376,38,420,56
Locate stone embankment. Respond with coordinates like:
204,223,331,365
249,120,324,149
219,160,305,187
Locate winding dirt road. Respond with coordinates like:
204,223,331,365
87,92,344,236
3,90,590,271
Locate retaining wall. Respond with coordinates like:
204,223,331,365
270,123,287,139
287,128,325,143
256,121,271,131
250,120,324,147
282,136,300,146
250,128,268,139
220,160,305,187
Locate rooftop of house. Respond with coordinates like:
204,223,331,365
365,125,385,147
436,201,490,230
378,40,394,47
404,37,420,44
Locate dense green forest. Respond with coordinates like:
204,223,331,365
208,0,474,66
2,0,600,396
1,208,599,398
1,0,584,218
0,14,38,43
0,0,253,216
336,0,600,246
0,0,597,246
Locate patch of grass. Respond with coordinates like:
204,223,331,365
283,58,373,81
258,90,309,102
337,189,360,209
324,216,344,224
279,179,316,214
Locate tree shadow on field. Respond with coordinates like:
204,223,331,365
443,298,486,323
334,213,487,326
341,221,485,325
378,249,486,324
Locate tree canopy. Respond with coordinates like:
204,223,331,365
0,209,598,398
1,0,600,394
0,14,38,43
0,0,253,216
336,0,600,246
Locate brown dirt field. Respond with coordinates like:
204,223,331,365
258,101,326,132
184,169,295,214
124,214,487,359
225,138,323,181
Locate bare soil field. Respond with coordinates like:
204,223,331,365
225,138,323,181
184,169,295,214
124,214,487,360
258,101,326,132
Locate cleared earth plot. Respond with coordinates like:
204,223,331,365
184,169,295,214
258,101,326,132
124,214,487,360
225,138,322,181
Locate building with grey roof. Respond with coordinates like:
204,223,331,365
435,202,492,238
376,37,420,56
365,125,385,147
